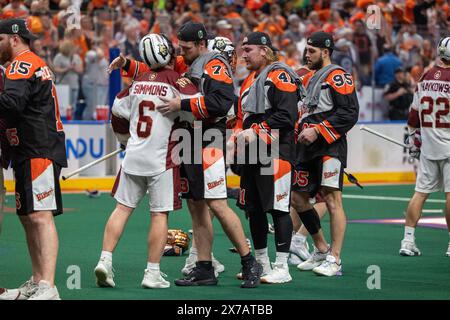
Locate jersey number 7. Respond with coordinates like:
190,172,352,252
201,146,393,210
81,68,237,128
137,101,155,138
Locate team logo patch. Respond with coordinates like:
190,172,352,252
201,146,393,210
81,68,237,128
261,36,267,45
12,24,19,33
214,39,226,52
325,39,331,47
148,72,157,81
198,30,204,39
434,70,441,80
158,44,168,59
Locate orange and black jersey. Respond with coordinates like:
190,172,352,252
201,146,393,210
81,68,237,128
297,68,359,166
180,58,234,126
241,68,299,163
0,50,67,168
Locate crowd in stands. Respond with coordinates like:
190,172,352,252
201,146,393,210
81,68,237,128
1,0,449,120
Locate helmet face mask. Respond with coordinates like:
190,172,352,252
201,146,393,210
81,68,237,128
437,37,450,63
208,36,236,72
139,33,174,69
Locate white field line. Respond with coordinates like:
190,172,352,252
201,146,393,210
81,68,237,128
343,194,445,203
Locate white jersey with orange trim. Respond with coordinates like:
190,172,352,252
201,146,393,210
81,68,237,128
408,65,450,160
296,67,359,166
112,68,199,176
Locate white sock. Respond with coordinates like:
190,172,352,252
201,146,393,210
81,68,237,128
275,252,289,266
404,226,415,242
292,233,307,243
100,251,112,263
189,247,198,256
147,262,159,271
255,248,269,262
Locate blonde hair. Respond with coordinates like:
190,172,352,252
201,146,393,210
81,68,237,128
262,46,278,63
59,40,74,57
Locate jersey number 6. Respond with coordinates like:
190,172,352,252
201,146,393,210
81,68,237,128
137,101,155,138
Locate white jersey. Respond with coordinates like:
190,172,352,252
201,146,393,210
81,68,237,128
112,68,199,176
411,65,450,160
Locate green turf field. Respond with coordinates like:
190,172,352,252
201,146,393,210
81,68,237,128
1,184,449,300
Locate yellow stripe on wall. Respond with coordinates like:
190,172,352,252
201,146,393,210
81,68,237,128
3,171,416,192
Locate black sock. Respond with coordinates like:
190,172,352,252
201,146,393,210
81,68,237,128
197,261,213,270
248,210,268,250
240,252,253,264
271,211,293,253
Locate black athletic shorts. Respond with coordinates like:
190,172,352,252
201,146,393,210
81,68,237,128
237,159,292,213
14,158,63,216
292,156,344,197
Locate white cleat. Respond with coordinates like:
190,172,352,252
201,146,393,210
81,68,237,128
0,277,38,300
212,255,225,275
297,246,329,271
290,238,311,261
94,258,116,288
260,263,292,284
446,243,450,257
313,255,343,277
181,253,197,276
141,269,170,289
28,280,61,300
288,253,303,266
399,239,421,256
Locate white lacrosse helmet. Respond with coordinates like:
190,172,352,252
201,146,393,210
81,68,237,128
437,37,450,62
139,33,174,69
208,36,237,71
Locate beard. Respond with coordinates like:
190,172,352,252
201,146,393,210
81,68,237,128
308,55,324,70
0,42,12,66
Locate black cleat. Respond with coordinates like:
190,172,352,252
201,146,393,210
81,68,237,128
240,258,263,288
174,263,218,286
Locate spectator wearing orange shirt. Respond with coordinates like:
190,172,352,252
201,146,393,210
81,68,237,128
322,11,344,34
304,11,322,38
27,1,44,35
1,0,29,19
255,3,286,39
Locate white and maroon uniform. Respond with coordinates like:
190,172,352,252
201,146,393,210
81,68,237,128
408,65,450,193
111,68,199,211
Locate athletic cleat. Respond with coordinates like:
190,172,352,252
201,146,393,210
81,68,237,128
261,263,292,284
181,253,197,276
94,258,116,287
288,253,303,265
290,238,311,261
0,277,38,300
212,255,225,274
175,263,218,286
297,246,329,271
141,269,170,289
236,258,271,280
182,254,223,277
28,280,61,300
446,243,450,257
312,255,342,277
240,258,262,288
399,239,421,256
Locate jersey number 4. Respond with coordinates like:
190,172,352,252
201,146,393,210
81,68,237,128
420,96,450,128
137,101,155,138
